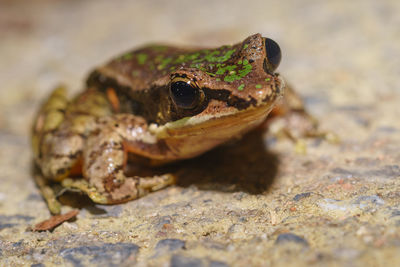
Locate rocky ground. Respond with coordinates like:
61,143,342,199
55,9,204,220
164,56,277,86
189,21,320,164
0,0,399,266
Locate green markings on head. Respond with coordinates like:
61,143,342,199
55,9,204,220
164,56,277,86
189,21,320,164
243,44,249,49
202,50,219,62
174,52,200,64
216,65,236,75
213,60,252,83
206,72,216,77
155,54,164,63
157,47,237,71
158,57,173,70
255,84,262,89
236,64,252,80
214,49,236,63
134,44,256,82
265,78,271,82
224,72,239,82
185,48,236,65
158,47,236,70
190,63,200,68
121,52,133,60
237,84,245,91
137,53,147,65
220,57,253,82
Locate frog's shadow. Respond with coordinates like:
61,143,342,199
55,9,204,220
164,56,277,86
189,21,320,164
171,129,279,195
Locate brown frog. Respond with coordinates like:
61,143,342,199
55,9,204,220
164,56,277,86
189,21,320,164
32,34,315,214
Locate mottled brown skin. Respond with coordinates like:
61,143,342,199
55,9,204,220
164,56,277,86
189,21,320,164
32,34,286,214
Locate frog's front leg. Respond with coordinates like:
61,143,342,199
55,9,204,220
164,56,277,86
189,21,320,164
65,114,176,204
32,86,112,213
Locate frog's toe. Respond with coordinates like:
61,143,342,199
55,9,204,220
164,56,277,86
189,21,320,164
269,111,318,140
136,174,176,191
268,110,340,154
61,178,109,204
106,174,176,204
34,174,62,215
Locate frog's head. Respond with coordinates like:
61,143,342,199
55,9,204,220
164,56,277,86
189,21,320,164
166,35,282,115
154,34,284,145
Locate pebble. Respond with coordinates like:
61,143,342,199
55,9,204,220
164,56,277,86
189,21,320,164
209,260,230,267
293,192,311,202
352,195,385,208
275,233,309,246
0,223,17,230
170,255,203,267
391,210,400,217
155,238,186,252
60,242,139,266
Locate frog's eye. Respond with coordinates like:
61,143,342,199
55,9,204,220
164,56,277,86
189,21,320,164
264,38,282,72
170,78,203,109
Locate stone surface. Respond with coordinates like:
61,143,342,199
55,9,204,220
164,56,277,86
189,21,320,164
1,0,400,266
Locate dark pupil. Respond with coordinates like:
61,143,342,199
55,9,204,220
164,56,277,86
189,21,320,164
170,81,199,109
264,38,282,71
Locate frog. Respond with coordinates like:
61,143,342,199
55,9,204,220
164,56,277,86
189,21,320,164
32,33,316,214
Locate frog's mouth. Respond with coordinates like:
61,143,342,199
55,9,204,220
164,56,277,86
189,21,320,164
153,99,276,139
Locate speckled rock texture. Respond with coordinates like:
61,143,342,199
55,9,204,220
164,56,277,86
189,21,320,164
1,0,399,266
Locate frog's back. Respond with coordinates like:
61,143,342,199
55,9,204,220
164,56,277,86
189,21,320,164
87,34,270,94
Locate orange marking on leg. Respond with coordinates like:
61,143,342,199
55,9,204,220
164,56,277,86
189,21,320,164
69,157,83,177
122,141,129,169
106,88,120,112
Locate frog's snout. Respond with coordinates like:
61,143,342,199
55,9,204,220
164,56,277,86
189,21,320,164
262,37,282,74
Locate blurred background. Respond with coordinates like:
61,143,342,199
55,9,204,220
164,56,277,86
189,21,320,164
1,0,399,266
